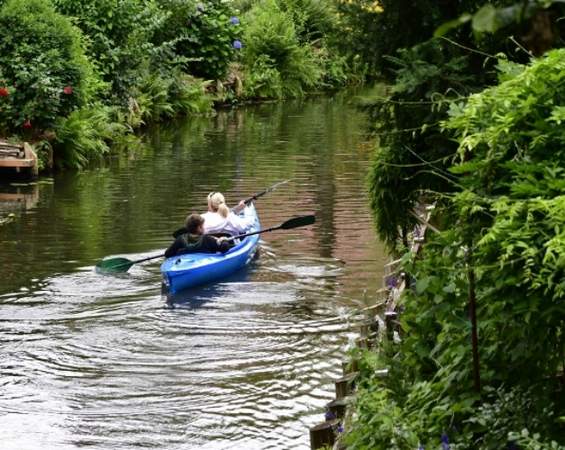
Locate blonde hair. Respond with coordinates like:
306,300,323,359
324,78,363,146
217,204,230,218
207,192,229,218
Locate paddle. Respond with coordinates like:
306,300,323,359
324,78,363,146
172,179,291,238
96,214,315,274
226,214,315,242
95,253,164,273
241,179,291,205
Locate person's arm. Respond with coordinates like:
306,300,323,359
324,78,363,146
227,211,255,233
165,237,185,258
231,200,247,214
201,235,230,254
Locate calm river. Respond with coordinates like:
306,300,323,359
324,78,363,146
0,93,386,449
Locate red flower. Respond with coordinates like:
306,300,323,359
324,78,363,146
63,85,73,95
23,119,32,129
0,87,8,97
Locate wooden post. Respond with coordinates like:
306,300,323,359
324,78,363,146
326,397,349,419
309,419,338,449
342,358,359,375
335,372,358,399
355,336,368,349
23,143,38,178
466,250,481,394
385,311,397,340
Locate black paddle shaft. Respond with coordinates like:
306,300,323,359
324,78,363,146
243,179,291,205
226,215,315,242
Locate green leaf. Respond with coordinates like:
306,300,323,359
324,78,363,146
415,277,430,294
472,4,498,33
434,13,472,37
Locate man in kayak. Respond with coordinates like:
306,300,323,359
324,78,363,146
165,213,230,258
203,192,255,235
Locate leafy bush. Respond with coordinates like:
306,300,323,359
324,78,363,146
168,74,213,116
128,70,213,125
54,105,128,169
242,0,322,98
351,49,565,449
0,0,91,135
154,0,241,81
366,39,477,250
53,0,168,101
279,0,337,44
242,55,284,99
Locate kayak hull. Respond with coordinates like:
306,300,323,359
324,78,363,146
160,205,260,294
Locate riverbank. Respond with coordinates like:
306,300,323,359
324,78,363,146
307,203,434,449
0,0,365,172
350,49,565,449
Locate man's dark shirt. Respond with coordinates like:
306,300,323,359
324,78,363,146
164,233,230,258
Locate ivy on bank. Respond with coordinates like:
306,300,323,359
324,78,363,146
351,48,565,450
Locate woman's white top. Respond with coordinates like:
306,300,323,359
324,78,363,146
202,205,255,235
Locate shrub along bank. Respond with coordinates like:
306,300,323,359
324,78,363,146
350,1,565,449
0,0,357,170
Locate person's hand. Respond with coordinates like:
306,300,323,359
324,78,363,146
234,200,246,213
217,236,229,243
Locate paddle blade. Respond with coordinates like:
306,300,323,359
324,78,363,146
96,257,134,273
280,215,316,230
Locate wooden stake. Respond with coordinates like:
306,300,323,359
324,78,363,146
466,250,481,394
309,419,338,449
385,311,397,340
335,372,358,399
326,397,349,419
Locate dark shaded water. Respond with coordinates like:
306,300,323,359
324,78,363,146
0,94,386,449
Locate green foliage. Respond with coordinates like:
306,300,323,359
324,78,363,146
279,0,336,44
242,55,284,99
436,0,565,39
128,71,213,125
366,39,478,250
0,0,91,134
242,0,323,98
168,74,214,116
335,0,449,75
352,49,565,449
509,429,565,450
53,0,167,101
154,0,241,81
54,105,128,169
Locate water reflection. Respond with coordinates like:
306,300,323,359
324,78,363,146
0,93,386,449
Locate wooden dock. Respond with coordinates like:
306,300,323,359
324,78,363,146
0,140,38,178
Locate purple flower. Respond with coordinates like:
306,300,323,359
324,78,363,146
386,275,397,289
441,433,450,450
324,410,336,421
418,446,425,450
337,424,344,433
230,16,240,25
233,39,242,49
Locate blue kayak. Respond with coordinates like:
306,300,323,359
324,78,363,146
160,204,260,294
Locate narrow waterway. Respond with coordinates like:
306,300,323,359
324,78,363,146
0,93,386,450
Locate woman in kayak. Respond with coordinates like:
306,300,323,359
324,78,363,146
165,213,230,257
202,192,255,235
